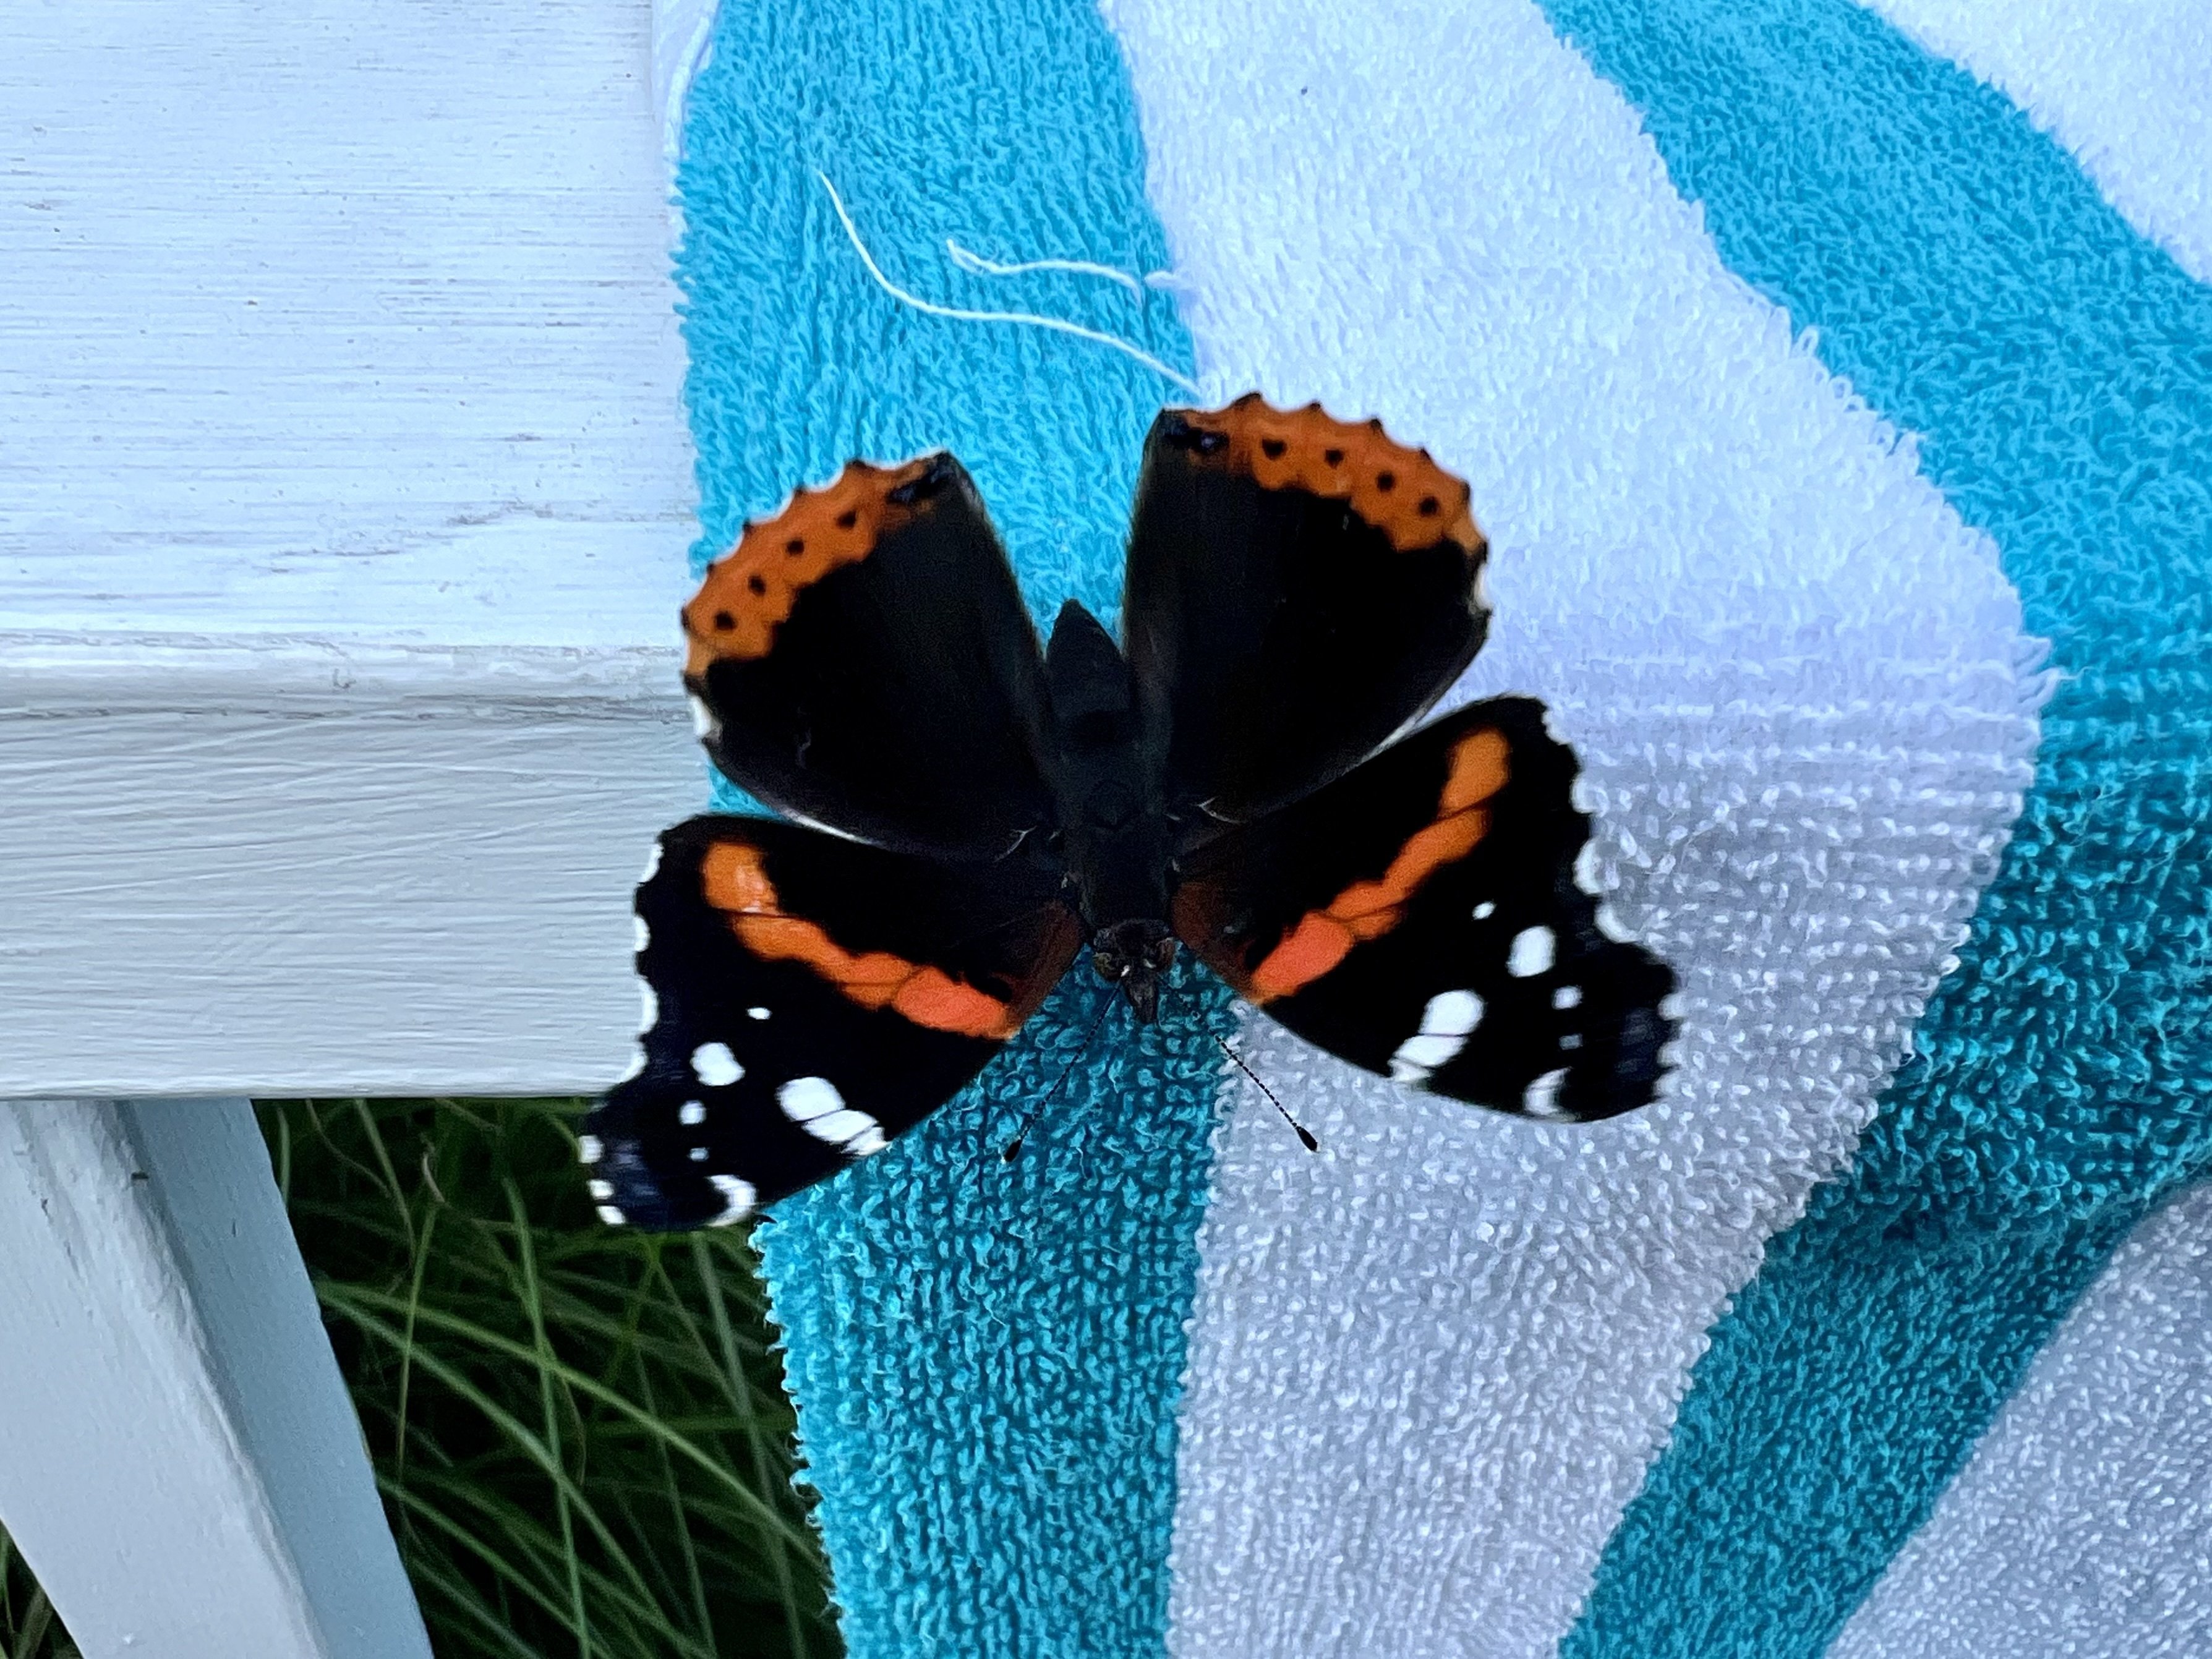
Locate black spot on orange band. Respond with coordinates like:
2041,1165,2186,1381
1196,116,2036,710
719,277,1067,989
683,455,942,673
1161,393,1485,558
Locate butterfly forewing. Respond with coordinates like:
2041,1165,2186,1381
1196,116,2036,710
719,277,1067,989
1171,698,1677,1122
683,454,1057,861
1124,396,1492,838
586,817,1080,1230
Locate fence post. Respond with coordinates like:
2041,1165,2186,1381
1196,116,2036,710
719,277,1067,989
0,1101,432,1659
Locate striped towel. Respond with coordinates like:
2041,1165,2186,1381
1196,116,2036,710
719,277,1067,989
654,0,2212,1652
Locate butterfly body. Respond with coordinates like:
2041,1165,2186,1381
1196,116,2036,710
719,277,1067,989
1041,597,1179,1021
584,396,1679,1231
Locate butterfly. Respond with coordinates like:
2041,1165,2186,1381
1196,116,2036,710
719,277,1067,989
581,395,1678,1230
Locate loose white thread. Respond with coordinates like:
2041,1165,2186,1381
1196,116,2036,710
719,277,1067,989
944,237,1147,298
817,171,1202,398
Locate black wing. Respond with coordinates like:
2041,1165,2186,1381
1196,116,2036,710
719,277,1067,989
584,817,1080,1229
1170,699,1676,1122
1122,394,1491,842
683,454,1057,860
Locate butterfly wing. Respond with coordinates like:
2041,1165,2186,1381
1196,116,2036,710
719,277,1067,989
1171,698,1676,1122
683,454,1057,861
584,817,1080,1229
1122,395,1492,838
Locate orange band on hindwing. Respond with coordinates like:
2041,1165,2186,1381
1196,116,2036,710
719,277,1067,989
699,842,1022,1039
1248,727,1510,1002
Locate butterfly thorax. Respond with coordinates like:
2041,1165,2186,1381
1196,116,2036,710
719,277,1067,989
1044,600,1177,1021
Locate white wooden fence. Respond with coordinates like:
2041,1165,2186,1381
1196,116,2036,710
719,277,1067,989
1,3,704,1650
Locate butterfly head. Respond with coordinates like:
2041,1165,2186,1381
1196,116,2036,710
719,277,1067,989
1090,919,1177,1023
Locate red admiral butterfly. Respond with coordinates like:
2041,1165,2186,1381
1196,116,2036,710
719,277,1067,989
583,396,1677,1229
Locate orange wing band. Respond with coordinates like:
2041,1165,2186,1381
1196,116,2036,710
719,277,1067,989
700,843,1023,1040
1169,394,1486,557
683,456,938,673
1248,727,1510,1002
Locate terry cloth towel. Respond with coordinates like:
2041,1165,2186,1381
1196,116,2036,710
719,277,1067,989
657,0,2212,1654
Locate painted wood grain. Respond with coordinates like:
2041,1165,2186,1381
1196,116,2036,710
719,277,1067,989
0,670,700,1096
1,0,705,1098
1,0,695,645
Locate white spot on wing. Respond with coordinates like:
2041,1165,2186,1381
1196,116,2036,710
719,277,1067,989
1553,985,1582,1010
777,1077,883,1155
689,1145,709,1161
747,1006,771,1020
1390,989,1485,1083
1391,1034,1463,1077
678,1099,706,1127
1523,1068,1571,1119
637,981,659,1032
689,694,718,739
1471,900,1497,921
578,1134,604,1164
587,1179,613,1200
691,1042,743,1087
641,842,662,883
596,1204,628,1226
1508,926,1555,978
706,1174,756,1227
1573,840,1602,893
633,916,650,953
802,1108,881,1146
777,1076,845,1124
1419,989,1482,1037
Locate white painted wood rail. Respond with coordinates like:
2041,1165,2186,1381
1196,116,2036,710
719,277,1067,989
1,1,703,1650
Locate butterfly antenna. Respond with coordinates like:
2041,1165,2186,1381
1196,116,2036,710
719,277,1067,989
1216,1035,1319,1152
1001,989,1117,1163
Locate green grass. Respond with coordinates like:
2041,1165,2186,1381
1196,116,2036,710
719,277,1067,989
0,1536,71,1659
0,1099,839,1659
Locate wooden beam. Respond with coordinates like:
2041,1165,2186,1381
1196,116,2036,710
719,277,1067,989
0,0,698,1098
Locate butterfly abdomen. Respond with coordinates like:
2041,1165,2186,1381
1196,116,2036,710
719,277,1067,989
1044,600,1172,931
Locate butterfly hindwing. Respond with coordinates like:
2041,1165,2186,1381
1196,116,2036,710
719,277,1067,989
584,817,1081,1229
1123,395,1492,837
683,454,1057,861
1171,698,1676,1122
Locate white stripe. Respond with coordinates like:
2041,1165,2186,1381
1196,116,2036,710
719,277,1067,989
1856,0,2212,284
652,0,719,176
1092,1,2045,1653
1830,1183,2212,1658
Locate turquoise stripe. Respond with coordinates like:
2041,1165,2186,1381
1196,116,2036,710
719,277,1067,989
672,4,1234,1655
1527,1,2212,1653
